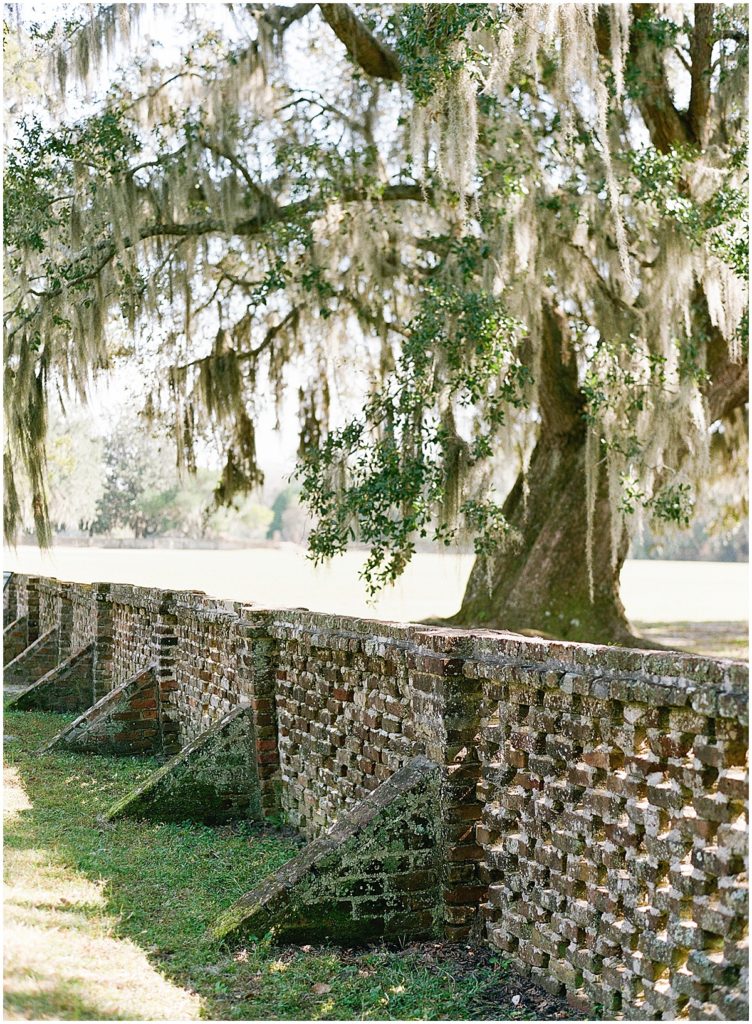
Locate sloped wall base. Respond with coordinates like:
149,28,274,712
3,616,29,665
7,643,94,713
107,704,261,824
41,666,160,756
4,628,59,688
211,756,444,946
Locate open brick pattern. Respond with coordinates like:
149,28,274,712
173,593,251,746
11,573,749,1020
267,616,488,938
15,575,30,619
39,578,62,636
272,615,419,835
471,635,748,1021
70,583,98,654
110,586,163,685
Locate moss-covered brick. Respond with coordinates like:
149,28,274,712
106,703,261,824
5,643,94,713
211,756,444,946
15,572,749,1017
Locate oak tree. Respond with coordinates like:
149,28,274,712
4,3,748,642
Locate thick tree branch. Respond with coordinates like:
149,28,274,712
595,6,691,152
705,332,749,423
628,5,691,152
319,4,402,82
694,284,748,422
264,3,315,32
6,183,427,338
706,360,748,422
687,4,714,146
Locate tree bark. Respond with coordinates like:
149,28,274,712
451,306,638,646
452,430,636,645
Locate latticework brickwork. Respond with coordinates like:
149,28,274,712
472,637,748,1020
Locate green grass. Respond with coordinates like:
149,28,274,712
3,708,542,1021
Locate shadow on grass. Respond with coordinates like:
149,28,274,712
632,620,749,661
3,707,586,1022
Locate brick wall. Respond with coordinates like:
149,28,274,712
38,578,62,636
172,593,251,747
14,574,29,619
470,633,748,1020
9,574,41,645
69,583,98,654
4,573,19,626
3,615,29,664
11,574,748,1019
109,585,163,684
271,613,420,835
47,666,162,756
4,627,62,688
7,575,111,671
12,644,95,714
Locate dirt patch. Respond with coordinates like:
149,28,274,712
281,939,590,1021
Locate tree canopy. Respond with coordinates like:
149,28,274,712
3,2,748,642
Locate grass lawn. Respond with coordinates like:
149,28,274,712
634,620,749,661
3,708,579,1022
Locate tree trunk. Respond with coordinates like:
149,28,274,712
450,306,638,646
452,431,636,645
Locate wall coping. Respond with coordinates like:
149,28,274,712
12,574,749,714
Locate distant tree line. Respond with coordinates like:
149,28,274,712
18,411,306,544
15,407,747,561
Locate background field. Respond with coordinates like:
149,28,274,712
4,546,748,659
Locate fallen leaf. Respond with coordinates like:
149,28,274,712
311,983,332,995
